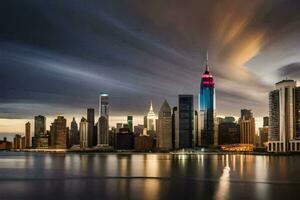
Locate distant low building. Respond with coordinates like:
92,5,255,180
0,138,12,150
13,134,22,149
116,128,134,150
134,135,154,152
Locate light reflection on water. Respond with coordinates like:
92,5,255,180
0,152,299,200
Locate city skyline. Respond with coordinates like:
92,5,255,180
1,1,300,135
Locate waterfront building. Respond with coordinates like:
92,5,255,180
178,95,194,148
156,100,172,151
97,116,109,146
69,117,79,147
13,134,22,149
79,117,88,148
259,127,268,148
268,80,300,152
218,117,240,145
0,138,12,150
50,116,69,149
87,108,95,147
116,128,134,150
127,116,133,132
199,53,216,146
32,115,46,148
34,115,46,137
239,109,255,144
36,134,49,149
134,135,153,152
25,122,31,148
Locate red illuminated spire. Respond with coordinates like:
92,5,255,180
201,50,214,87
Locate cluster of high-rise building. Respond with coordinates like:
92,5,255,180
6,54,300,153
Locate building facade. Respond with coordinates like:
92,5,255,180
239,109,255,144
99,93,109,120
156,100,172,151
178,95,194,148
268,80,300,152
97,116,109,146
50,116,69,149
79,117,88,148
218,117,240,145
87,108,95,147
199,55,216,146
69,117,79,147
25,122,31,148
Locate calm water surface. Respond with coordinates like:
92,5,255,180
0,152,299,200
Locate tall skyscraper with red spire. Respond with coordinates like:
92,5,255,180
199,52,216,146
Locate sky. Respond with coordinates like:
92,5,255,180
1,0,300,136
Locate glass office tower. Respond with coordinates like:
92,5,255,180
179,95,194,148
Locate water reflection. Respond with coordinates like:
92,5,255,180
214,154,230,200
0,152,299,200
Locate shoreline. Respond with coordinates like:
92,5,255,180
2,149,300,156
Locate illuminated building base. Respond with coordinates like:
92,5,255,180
268,141,300,152
220,144,254,152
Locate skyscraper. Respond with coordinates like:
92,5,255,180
127,116,133,132
34,115,46,137
87,108,95,147
179,95,194,148
79,117,88,148
146,101,156,132
99,93,109,119
98,93,109,146
157,100,172,151
268,80,300,152
50,116,69,149
25,122,30,148
69,117,79,147
32,115,46,148
239,109,255,144
199,53,216,146
97,116,109,146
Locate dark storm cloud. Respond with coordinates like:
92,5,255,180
277,63,300,79
0,0,300,120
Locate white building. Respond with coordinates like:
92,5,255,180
268,80,300,152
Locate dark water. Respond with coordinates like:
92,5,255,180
0,152,299,200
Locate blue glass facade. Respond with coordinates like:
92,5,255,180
199,67,215,146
